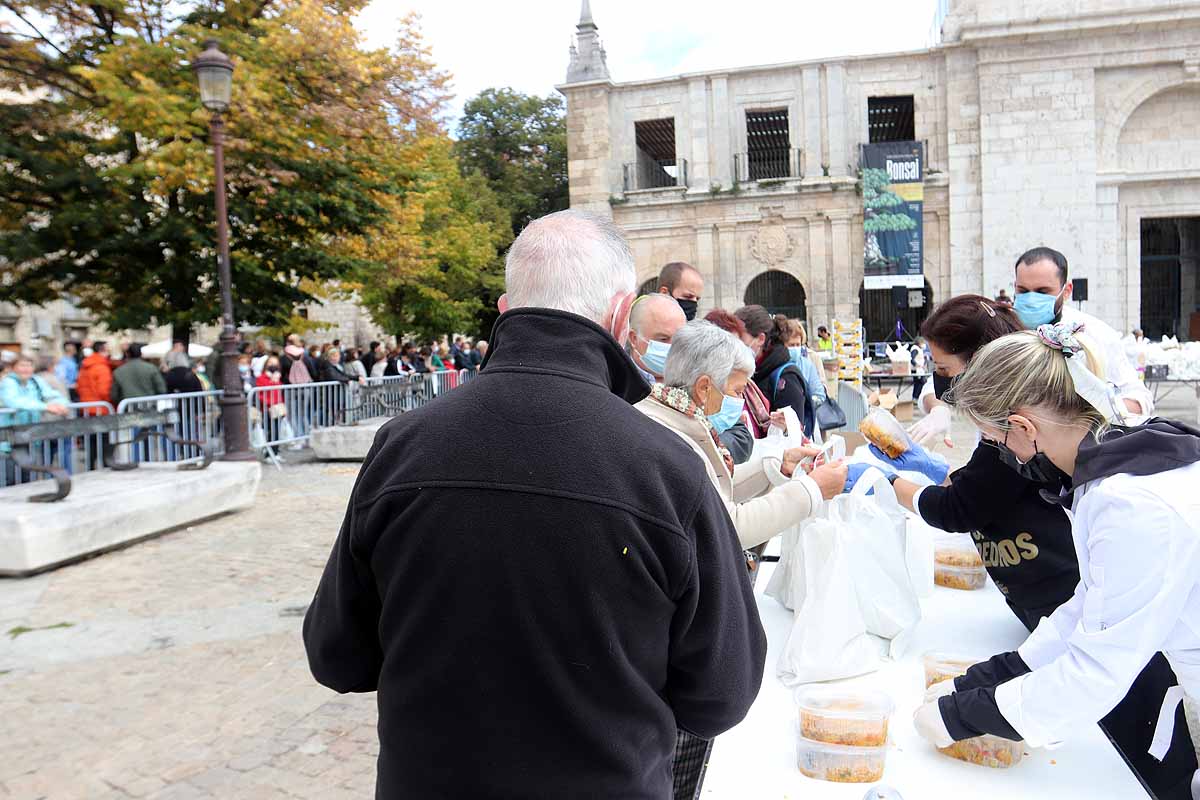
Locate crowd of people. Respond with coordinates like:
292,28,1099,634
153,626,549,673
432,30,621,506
303,210,1199,800
0,333,489,480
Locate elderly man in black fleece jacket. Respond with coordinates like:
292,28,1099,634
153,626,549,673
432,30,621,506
302,209,767,800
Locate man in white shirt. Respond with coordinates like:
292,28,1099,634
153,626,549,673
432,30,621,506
1012,247,1153,423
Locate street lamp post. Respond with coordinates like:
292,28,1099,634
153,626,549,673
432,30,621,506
193,40,253,461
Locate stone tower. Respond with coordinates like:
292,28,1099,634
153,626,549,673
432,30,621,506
566,0,610,84
559,0,614,215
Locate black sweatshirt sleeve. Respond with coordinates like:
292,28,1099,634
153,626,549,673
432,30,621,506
939,688,1024,741
302,480,384,693
718,420,754,465
667,481,768,739
916,441,1030,533
953,651,1032,692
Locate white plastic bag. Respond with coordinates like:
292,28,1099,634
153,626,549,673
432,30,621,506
777,516,879,685
764,433,848,611
836,470,923,658
250,422,267,450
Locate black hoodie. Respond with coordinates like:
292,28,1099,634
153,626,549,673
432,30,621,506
939,419,1200,743
303,308,767,800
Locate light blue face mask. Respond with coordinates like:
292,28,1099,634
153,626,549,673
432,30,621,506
640,339,671,376
1014,288,1064,328
788,346,807,364
707,390,744,434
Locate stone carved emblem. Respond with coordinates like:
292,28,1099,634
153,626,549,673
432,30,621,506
749,208,795,266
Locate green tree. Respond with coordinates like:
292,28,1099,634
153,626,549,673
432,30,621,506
347,136,511,343
0,1,480,344
861,167,916,271
454,88,568,338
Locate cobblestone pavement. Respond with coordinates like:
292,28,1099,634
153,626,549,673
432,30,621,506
0,456,375,799
0,390,1192,798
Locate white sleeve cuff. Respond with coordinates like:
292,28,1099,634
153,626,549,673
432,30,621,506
911,485,928,516
762,454,789,488
795,473,824,514
994,675,1063,750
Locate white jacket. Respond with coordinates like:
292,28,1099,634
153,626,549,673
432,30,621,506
1061,306,1154,422
994,461,1200,748
635,398,824,549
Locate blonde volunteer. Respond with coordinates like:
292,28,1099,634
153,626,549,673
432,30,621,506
913,322,1200,795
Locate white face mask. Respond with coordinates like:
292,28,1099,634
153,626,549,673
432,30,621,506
82,348,94,357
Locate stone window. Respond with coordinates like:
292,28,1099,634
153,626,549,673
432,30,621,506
867,96,915,143
744,109,793,180
626,118,682,191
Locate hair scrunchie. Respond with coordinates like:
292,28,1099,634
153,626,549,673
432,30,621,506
1037,321,1128,424
1036,321,1087,358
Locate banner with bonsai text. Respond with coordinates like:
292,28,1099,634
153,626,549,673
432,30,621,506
861,141,924,290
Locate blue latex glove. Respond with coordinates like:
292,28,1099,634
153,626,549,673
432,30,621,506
868,442,950,484
844,461,896,494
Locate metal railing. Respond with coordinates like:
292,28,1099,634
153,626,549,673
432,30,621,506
1,401,116,488
115,390,223,463
623,158,688,192
2,368,481,485
734,148,803,183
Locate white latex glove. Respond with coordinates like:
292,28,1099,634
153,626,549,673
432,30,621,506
909,403,953,448
913,699,956,748
924,678,958,704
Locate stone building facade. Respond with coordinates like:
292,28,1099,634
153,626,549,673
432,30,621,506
559,0,1200,340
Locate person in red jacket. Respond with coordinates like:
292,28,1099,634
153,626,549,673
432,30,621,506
254,356,286,443
75,341,114,415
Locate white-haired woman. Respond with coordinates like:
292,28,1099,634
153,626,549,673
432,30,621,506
635,321,848,550
913,322,1200,796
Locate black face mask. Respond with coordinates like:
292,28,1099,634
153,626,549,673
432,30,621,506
995,430,1067,486
676,298,698,321
933,372,955,401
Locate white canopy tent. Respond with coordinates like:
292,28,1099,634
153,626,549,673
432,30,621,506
140,340,213,359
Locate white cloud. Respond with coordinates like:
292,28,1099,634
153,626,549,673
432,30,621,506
357,0,937,127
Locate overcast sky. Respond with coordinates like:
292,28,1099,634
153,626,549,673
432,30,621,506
357,0,939,129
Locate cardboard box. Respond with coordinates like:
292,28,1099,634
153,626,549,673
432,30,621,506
867,388,914,423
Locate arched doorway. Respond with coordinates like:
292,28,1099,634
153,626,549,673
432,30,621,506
638,277,658,295
859,281,933,343
743,270,806,321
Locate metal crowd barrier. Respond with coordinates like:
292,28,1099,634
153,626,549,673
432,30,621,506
1,401,116,488
243,369,479,451
2,368,482,485
115,390,223,463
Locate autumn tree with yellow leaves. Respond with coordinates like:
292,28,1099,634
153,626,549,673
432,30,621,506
0,1,509,343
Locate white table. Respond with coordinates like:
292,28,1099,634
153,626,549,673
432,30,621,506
701,558,1147,798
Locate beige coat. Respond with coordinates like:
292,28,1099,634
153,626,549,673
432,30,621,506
635,397,824,549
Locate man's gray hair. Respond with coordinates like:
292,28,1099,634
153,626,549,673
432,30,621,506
663,321,755,391
505,209,637,324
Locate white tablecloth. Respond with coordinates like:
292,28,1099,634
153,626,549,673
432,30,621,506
700,558,1146,798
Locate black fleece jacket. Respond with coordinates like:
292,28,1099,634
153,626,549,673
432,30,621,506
302,308,767,800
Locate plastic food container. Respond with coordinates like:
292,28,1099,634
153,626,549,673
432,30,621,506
796,734,888,783
934,537,987,590
858,407,911,458
934,562,988,590
795,686,893,746
939,735,1025,768
922,651,978,688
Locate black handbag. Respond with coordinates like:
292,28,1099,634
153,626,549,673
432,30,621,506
815,397,847,431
